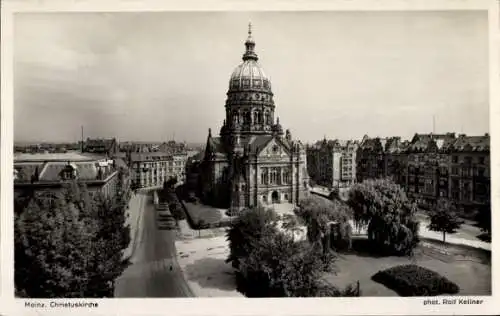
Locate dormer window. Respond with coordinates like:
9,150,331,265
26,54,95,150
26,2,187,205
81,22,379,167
60,165,76,180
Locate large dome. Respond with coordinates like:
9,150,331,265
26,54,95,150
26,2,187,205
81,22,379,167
229,60,272,93
227,24,272,94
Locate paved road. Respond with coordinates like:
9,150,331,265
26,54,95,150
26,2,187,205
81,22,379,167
115,192,193,297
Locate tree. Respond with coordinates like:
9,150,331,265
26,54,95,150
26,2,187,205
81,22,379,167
347,178,420,256
83,191,131,297
226,205,356,298
237,232,336,297
15,194,93,298
281,214,303,242
226,206,279,270
15,180,131,298
428,199,463,243
295,196,352,251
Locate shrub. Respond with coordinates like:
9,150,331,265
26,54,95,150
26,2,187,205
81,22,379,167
315,280,361,297
372,264,460,296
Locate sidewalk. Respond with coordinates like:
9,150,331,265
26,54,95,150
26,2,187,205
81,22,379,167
419,223,490,251
122,193,146,260
174,218,242,297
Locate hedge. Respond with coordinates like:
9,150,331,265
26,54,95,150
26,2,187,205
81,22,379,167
372,264,460,296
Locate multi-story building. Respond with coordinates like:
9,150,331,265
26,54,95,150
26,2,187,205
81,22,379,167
83,138,119,157
404,133,456,207
383,137,409,185
129,150,188,189
355,132,490,213
307,139,358,189
449,134,490,212
14,152,121,201
356,135,386,182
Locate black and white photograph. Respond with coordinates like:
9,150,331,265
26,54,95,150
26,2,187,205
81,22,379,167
2,0,499,314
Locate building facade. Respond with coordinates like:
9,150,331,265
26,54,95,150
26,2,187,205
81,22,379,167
83,138,119,157
306,139,358,189
199,25,309,210
129,150,188,189
14,153,121,200
356,133,490,213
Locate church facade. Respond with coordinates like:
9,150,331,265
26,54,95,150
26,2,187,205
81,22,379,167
200,24,309,210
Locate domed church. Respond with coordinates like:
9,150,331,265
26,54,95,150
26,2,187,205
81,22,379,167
200,24,309,211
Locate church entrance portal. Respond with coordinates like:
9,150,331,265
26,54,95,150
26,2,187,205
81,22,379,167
271,191,280,204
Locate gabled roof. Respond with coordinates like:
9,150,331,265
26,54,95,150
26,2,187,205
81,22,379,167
451,134,489,152
38,161,99,181
84,138,117,152
205,137,227,158
359,137,384,152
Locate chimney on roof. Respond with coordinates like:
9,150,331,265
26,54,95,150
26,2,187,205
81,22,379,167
485,133,489,137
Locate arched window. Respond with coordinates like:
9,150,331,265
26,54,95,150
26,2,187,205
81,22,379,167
270,168,278,184
283,168,291,184
257,111,262,124
276,167,281,184
232,111,238,125
253,111,258,124
245,111,251,125
260,168,268,184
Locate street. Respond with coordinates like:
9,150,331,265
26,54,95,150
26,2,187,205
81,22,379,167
114,192,194,297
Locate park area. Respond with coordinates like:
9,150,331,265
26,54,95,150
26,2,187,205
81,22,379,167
326,237,491,297
174,180,491,297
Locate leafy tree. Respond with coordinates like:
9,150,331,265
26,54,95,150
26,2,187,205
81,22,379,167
226,206,279,269
428,199,463,243
15,180,131,298
281,214,303,242
227,205,356,297
238,232,336,297
295,196,352,251
15,194,93,298
83,191,131,297
347,178,420,256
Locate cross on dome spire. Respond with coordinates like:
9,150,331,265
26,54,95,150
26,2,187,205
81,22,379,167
243,22,258,61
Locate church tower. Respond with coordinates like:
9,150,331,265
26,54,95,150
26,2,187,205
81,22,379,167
201,23,310,211
221,23,278,146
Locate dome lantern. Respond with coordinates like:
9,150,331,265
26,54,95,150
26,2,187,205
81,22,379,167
242,22,258,61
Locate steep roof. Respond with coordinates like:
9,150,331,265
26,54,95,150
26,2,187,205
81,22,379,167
451,134,489,152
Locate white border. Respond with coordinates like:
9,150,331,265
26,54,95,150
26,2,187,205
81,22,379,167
1,0,499,315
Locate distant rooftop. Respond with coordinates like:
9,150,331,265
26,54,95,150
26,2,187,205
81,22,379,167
14,151,106,162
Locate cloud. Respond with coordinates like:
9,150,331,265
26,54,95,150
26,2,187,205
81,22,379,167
13,11,489,143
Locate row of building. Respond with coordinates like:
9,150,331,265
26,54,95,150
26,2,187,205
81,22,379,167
13,138,193,200
306,132,490,212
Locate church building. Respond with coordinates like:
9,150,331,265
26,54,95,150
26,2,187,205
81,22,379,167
200,24,309,210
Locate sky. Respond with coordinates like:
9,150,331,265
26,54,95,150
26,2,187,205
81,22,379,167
14,11,489,144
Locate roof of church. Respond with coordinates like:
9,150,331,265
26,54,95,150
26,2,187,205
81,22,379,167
228,23,272,94
206,134,297,159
